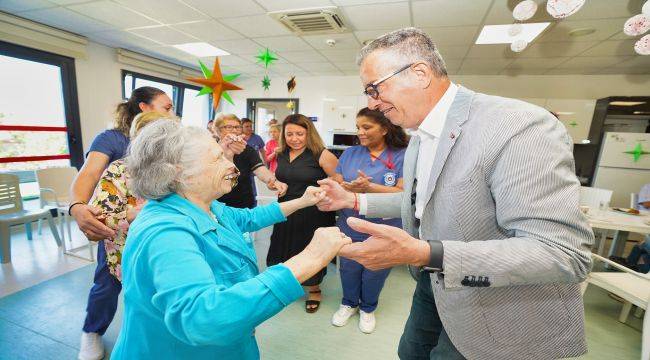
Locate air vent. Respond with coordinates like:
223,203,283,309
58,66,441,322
269,7,348,35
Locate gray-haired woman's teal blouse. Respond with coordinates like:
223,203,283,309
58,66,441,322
111,193,304,359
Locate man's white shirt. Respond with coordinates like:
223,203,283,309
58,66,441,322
359,82,459,232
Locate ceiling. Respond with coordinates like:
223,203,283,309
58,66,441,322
2,0,649,77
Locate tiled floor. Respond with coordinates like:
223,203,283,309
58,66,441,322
0,221,643,359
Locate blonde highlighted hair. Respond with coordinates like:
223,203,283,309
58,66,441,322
214,113,241,130
279,114,325,156
129,111,179,138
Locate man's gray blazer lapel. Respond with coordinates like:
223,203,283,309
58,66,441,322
423,87,474,208
401,135,419,237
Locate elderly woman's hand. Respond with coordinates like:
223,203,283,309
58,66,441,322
284,227,352,282
299,186,326,207
267,178,288,197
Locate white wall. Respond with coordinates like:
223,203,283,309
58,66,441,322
74,41,650,151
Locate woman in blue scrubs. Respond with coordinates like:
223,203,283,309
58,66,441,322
330,107,408,334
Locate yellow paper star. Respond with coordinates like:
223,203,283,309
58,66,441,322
187,57,242,109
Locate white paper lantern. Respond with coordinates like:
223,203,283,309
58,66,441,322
643,1,650,16
508,23,523,37
624,14,650,36
511,39,528,52
635,34,650,55
546,0,586,19
513,0,538,21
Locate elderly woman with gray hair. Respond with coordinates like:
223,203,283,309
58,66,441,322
110,120,350,360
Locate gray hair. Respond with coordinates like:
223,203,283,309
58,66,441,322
125,120,214,199
356,27,447,77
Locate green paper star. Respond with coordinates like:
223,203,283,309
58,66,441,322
261,75,271,90
568,121,577,127
624,142,650,162
256,48,278,68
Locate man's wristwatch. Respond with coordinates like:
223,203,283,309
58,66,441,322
420,240,444,273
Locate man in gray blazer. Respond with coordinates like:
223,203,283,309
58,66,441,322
318,28,594,359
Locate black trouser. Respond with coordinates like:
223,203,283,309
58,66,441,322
398,272,465,360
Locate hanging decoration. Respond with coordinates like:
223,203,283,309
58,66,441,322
255,47,278,91
508,0,538,53
513,0,537,21
546,0,586,19
261,75,271,91
623,14,650,36
508,23,523,37
287,76,296,94
635,34,650,55
256,48,278,68
511,39,529,52
187,58,242,109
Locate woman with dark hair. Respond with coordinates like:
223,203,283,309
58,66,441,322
330,107,408,334
267,114,339,313
70,86,174,360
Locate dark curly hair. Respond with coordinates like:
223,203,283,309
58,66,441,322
356,108,409,149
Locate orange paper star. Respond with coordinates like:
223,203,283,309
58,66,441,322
187,57,242,109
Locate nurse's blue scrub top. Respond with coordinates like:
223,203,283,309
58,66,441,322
336,145,405,240
111,194,304,360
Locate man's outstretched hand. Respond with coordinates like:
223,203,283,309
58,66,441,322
338,217,430,270
316,178,356,212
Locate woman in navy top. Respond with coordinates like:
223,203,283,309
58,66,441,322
68,86,175,360
330,107,408,334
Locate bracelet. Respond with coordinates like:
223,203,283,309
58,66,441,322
68,201,87,216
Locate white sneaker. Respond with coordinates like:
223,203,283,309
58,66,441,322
331,305,358,327
78,332,105,360
359,310,376,334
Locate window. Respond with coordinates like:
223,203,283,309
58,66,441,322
0,41,83,197
121,70,211,128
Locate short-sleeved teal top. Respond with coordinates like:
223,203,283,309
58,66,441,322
111,193,304,359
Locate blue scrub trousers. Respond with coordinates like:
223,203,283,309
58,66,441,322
82,241,122,335
339,237,391,313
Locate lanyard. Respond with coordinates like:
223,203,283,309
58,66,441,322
369,149,394,170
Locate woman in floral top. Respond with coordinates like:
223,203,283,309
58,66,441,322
90,159,142,281
89,111,178,282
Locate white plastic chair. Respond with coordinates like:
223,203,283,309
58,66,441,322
582,254,649,360
0,174,62,263
36,167,93,261
36,167,77,240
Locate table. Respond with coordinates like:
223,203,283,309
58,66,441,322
587,210,650,257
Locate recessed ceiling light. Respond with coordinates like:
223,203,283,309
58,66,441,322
609,101,646,106
555,111,575,115
580,139,591,144
475,22,550,44
569,28,596,37
173,42,230,57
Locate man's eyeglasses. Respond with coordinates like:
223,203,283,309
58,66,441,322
220,125,242,130
363,63,413,99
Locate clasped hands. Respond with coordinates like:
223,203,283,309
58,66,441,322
302,180,430,271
